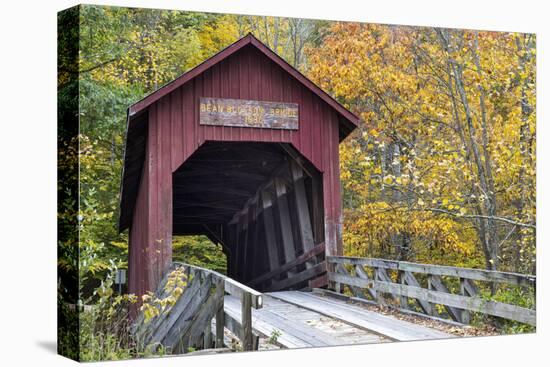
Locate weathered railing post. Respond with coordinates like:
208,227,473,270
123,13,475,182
203,324,212,348
327,259,337,292
427,274,437,316
399,270,408,310
373,266,383,305
241,292,253,351
215,300,225,348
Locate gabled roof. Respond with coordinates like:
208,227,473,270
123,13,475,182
128,33,359,131
119,34,359,232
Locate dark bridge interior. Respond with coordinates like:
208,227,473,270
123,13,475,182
172,142,326,290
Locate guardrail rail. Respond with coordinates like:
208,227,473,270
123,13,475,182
326,256,536,326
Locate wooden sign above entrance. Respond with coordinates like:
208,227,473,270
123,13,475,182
199,97,299,130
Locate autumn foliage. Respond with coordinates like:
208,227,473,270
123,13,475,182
306,24,535,273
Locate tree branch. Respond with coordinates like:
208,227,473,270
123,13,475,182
422,207,536,230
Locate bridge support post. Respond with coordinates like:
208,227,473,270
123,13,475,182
290,160,315,268
241,292,253,351
275,177,297,279
215,302,225,348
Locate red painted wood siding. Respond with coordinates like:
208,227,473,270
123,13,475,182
128,45,343,297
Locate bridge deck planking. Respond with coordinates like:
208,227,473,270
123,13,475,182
224,294,387,349
259,298,383,346
267,291,453,342
224,295,313,348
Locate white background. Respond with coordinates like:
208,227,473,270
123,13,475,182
0,0,547,366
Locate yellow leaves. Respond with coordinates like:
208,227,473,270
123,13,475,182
173,286,183,297
141,267,188,323
343,202,478,260
341,169,352,182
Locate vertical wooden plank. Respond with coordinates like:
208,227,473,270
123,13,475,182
215,301,225,348
290,160,315,268
282,71,294,143
170,88,182,171
311,176,324,244
234,222,241,281
334,115,344,256
274,177,296,277
328,110,343,255
211,62,222,141
203,68,214,142
235,216,247,282
255,215,269,285
129,145,150,301
239,208,249,282
149,103,161,289
203,324,212,349
197,73,206,146
261,189,280,276
220,59,230,141
290,71,301,148
270,61,284,141
246,207,257,282
241,292,253,351
326,259,336,291
244,213,253,282
183,80,195,162
242,48,252,141
300,88,312,160
213,277,225,348
248,204,261,281
232,50,242,141
333,263,342,294
312,96,322,168
159,96,173,284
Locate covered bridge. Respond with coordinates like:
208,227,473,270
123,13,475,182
119,34,359,299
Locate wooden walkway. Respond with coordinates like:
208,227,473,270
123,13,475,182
224,291,452,349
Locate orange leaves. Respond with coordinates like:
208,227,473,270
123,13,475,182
311,23,535,269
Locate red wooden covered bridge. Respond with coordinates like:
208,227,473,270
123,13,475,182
119,33,359,297
119,34,535,354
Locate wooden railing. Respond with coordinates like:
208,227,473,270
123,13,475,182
326,256,536,326
133,262,263,354
184,263,263,351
